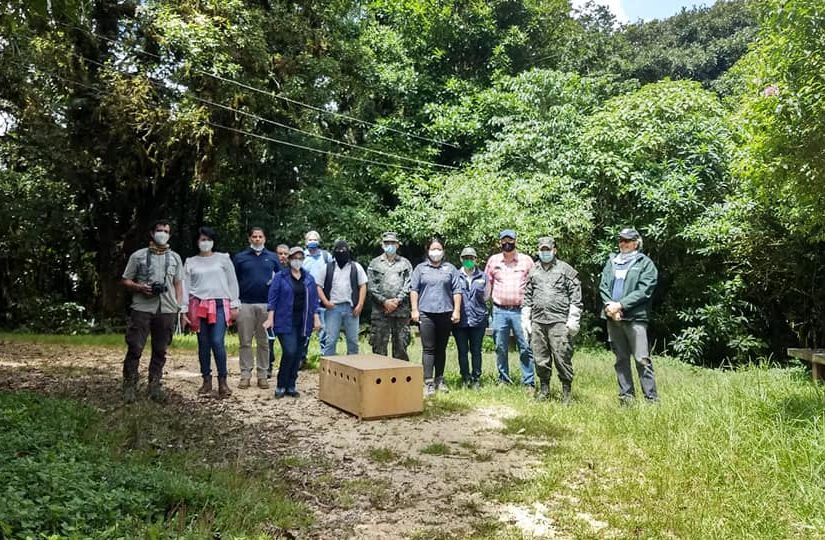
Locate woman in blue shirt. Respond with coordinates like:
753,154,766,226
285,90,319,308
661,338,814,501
410,238,462,396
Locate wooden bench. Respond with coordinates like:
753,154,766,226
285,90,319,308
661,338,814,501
787,348,825,383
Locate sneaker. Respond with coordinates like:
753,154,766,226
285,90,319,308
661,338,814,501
435,377,450,394
274,388,286,399
471,380,481,391
238,377,251,389
285,388,300,398
424,380,436,397
257,378,270,390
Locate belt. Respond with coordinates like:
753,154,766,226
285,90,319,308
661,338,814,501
493,303,521,311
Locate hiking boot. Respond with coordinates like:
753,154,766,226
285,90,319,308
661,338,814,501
218,376,232,399
424,379,436,397
148,379,167,403
257,378,270,390
471,380,481,391
435,377,449,394
197,377,212,396
238,376,251,389
535,382,550,402
122,379,137,404
285,388,300,398
561,382,572,406
274,387,286,399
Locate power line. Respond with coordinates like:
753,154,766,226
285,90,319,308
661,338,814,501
36,14,459,149
13,60,433,172
64,50,456,170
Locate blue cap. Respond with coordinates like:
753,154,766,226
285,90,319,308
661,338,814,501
499,229,517,240
618,228,640,240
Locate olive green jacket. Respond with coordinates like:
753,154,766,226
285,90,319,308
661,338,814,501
598,253,658,322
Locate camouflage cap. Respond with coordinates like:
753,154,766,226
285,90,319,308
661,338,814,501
460,246,477,258
538,236,555,249
382,231,399,243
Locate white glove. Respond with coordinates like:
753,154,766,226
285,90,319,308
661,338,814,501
521,307,532,338
566,304,581,336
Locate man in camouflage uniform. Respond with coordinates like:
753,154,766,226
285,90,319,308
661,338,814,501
521,236,583,404
367,232,413,360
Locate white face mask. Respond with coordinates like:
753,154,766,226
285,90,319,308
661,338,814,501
153,231,169,246
428,249,444,262
250,243,264,252
198,240,214,253
290,259,303,270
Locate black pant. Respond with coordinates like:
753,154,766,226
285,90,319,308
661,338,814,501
453,326,485,383
123,310,176,383
420,312,452,380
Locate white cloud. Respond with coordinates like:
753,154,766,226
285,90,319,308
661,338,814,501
571,0,629,23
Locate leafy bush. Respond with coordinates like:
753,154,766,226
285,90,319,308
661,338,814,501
0,392,307,539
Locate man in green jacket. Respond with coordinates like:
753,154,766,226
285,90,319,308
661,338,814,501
598,228,659,403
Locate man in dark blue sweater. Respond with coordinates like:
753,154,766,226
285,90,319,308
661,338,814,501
233,227,279,389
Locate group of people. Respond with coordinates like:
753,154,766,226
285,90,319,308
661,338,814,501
120,221,659,405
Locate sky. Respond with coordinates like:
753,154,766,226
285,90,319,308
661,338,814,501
572,0,714,23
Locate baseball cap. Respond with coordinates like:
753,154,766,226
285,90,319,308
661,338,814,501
288,246,304,257
499,229,517,240
538,236,555,249
382,232,399,243
460,247,477,258
618,228,640,240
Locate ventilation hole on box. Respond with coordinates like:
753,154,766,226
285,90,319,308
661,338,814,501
375,378,382,385
406,376,412,382
391,377,397,383
346,375,350,381
340,372,344,378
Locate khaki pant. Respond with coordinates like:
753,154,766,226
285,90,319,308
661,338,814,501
530,321,574,384
236,303,269,379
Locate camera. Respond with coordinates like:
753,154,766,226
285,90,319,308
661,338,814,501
150,282,168,296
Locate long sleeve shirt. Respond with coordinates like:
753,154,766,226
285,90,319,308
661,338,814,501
180,253,241,313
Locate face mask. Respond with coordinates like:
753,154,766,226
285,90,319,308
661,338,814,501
153,231,169,246
250,244,264,252
428,249,444,262
334,251,350,268
538,251,555,263
383,244,397,256
306,241,320,250
198,240,214,253
290,259,303,270
501,242,516,253
462,259,475,270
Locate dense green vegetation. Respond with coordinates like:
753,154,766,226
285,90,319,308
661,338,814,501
0,390,309,539
1,0,823,364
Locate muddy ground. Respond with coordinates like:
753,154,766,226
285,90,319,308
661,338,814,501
0,341,568,539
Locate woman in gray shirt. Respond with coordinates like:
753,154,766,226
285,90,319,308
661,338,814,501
410,238,462,396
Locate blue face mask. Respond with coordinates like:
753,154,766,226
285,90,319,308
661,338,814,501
306,241,319,250
383,244,397,255
538,251,555,263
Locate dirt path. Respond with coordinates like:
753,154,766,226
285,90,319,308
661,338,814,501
0,341,561,539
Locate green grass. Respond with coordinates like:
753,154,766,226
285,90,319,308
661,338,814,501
420,442,452,456
0,391,310,539
3,333,825,538
367,446,402,464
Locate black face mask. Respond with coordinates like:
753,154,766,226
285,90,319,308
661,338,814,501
334,251,350,268
501,242,516,252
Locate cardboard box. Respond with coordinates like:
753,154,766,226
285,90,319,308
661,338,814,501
319,354,424,419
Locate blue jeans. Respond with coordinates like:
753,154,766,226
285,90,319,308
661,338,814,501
493,306,534,385
197,299,228,377
453,326,485,383
301,307,326,367
323,303,359,356
276,323,303,391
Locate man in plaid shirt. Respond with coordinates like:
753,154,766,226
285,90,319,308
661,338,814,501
485,229,535,385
